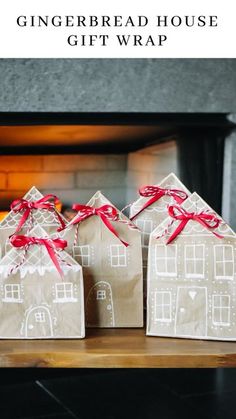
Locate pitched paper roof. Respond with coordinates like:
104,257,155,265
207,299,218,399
152,192,235,241
67,190,137,230
0,224,81,279
130,172,190,215
0,186,67,230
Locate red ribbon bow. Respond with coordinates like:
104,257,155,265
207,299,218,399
10,194,66,234
70,204,129,247
130,185,188,220
166,205,223,244
10,235,67,277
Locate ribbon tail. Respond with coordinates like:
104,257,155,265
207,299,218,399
15,208,31,233
100,215,129,247
212,231,224,239
130,195,161,220
196,218,224,240
119,238,129,247
166,220,188,244
45,243,64,278
55,211,66,231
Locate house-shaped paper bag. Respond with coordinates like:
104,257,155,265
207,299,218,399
146,192,236,341
129,173,189,269
129,173,190,301
0,186,67,258
60,191,143,328
0,225,85,339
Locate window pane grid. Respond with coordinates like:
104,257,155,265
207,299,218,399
214,245,234,280
35,312,46,323
4,284,21,301
212,295,230,325
55,283,73,300
185,245,204,278
155,245,177,277
110,245,127,267
74,245,91,267
97,290,106,300
155,291,171,322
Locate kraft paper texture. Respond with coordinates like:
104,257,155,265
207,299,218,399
129,173,190,301
60,191,143,328
0,224,85,339
147,192,236,341
0,186,68,259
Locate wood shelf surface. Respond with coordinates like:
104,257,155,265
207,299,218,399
1,328,236,368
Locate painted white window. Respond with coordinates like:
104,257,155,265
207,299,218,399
185,245,205,279
214,245,234,280
154,291,172,322
97,290,106,300
54,282,75,302
155,245,177,277
73,245,91,267
136,219,153,247
34,311,46,323
110,245,127,267
212,295,230,326
4,284,21,302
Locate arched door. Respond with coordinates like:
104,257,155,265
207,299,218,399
25,306,53,338
86,281,115,327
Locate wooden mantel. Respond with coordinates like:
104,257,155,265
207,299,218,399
1,328,236,368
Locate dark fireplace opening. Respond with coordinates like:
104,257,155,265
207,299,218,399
0,112,234,219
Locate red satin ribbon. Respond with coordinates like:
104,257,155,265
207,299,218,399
10,235,67,277
166,205,223,244
70,204,129,247
130,185,188,220
10,194,66,233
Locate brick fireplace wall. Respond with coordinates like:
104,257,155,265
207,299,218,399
126,140,178,204
0,141,178,211
0,59,236,224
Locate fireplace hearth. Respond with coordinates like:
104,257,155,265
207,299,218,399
0,113,235,220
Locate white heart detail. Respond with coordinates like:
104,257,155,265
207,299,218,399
189,291,197,301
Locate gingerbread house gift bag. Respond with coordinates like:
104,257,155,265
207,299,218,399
60,191,143,328
147,192,236,341
0,225,85,339
129,173,190,297
0,186,67,258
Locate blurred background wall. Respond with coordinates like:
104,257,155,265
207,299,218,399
0,59,235,226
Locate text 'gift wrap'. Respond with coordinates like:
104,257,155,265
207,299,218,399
60,191,143,328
